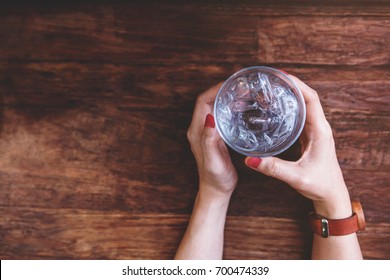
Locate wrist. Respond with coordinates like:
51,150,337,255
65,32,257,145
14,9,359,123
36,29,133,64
313,190,352,219
309,201,365,239
196,186,232,210
199,182,234,200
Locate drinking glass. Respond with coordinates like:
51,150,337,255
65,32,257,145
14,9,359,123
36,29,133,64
214,66,306,157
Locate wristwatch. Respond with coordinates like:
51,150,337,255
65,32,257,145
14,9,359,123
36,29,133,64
308,201,366,238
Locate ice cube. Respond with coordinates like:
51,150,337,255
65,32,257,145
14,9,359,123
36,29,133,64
217,104,232,121
268,115,282,134
230,100,258,113
234,126,258,151
242,109,270,131
273,115,295,143
269,98,282,115
281,95,297,115
219,121,235,141
283,115,295,132
273,85,286,96
248,73,261,92
218,90,233,106
259,74,273,103
263,133,273,145
235,77,251,99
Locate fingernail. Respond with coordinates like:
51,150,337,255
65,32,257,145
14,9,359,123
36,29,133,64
204,114,215,128
278,69,289,75
247,157,262,168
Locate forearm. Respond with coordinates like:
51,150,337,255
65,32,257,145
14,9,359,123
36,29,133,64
175,187,232,260
311,189,363,260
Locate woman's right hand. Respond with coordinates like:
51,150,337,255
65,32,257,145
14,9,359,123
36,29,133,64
187,84,238,199
245,75,352,219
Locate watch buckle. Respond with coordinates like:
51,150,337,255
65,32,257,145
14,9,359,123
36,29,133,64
321,219,329,238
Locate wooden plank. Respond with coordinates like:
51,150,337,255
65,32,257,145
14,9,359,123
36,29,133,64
1,9,389,65
0,209,185,259
0,103,387,170
0,209,388,259
257,17,390,65
229,169,390,223
358,222,390,260
284,66,390,116
1,149,388,223
1,81,389,161
0,5,258,64
153,1,390,17
344,171,390,225
330,112,390,172
225,216,390,260
2,1,390,17
1,63,388,114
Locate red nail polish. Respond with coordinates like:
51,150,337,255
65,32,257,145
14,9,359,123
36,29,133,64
247,157,262,168
279,69,289,75
205,114,215,128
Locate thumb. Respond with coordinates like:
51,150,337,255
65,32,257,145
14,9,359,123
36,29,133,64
245,156,301,187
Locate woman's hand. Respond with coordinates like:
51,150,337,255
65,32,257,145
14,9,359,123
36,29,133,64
245,74,363,260
187,83,238,199
175,84,238,260
245,75,351,219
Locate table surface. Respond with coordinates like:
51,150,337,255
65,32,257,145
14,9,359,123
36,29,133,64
0,0,389,259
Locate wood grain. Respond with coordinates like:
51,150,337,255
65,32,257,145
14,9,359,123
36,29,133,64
0,209,388,260
1,5,389,65
1,63,389,113
257,17,390,65
0,105,388,219
0,1,389,260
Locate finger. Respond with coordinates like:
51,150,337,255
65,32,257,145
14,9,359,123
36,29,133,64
188,83,223,137
288,75,334,145
245,156,301,187
287,75,327,127
202,114,226,172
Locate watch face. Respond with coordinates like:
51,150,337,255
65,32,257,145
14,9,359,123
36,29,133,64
352,201,366,231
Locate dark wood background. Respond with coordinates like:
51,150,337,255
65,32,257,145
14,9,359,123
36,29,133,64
0,0,389,259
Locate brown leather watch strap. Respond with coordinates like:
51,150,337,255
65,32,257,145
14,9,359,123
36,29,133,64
308,201,365,238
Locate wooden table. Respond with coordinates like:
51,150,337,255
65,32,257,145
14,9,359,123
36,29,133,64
0,0,389,259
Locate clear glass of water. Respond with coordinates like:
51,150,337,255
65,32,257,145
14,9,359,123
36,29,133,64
214,66,306,157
